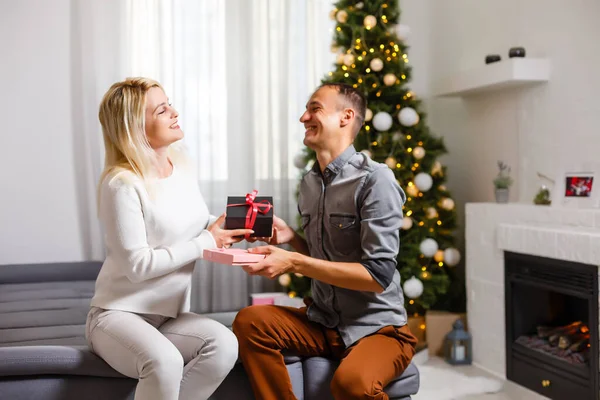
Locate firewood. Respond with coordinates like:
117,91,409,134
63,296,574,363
537,321,582,338
568,338,590,353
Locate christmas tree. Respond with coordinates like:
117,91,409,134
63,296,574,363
283,0,462,315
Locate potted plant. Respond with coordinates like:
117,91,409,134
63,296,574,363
493,161,513,203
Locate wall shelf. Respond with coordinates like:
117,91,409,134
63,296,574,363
434,58,551,97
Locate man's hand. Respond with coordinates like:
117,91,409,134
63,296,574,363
242,245,299,279
246,215,295,245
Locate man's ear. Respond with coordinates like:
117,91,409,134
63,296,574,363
340,108,355,128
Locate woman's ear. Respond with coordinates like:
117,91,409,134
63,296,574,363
340,108,355,128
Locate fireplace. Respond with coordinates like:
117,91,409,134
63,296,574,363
505,251,599,399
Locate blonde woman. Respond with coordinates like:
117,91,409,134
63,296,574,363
86,77,252,400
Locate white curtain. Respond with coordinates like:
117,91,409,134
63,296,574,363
73,0,335,312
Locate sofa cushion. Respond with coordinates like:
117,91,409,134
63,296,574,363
302,357,419,400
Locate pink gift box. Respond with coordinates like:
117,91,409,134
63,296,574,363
203,248,265,265
250,292,288,305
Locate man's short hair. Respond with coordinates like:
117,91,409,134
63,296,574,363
319,82,367,137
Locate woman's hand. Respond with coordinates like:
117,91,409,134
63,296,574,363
207,213,254,248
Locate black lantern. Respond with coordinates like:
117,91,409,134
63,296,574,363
444,319,472,365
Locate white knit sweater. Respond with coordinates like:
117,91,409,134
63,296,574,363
90,164,217,318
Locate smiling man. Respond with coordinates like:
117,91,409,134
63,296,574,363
233,83,417,400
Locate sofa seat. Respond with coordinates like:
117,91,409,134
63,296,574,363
0,262,419,400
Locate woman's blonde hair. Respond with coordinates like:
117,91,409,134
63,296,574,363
97,77,188,193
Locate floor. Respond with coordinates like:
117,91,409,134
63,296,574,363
419,357,549,400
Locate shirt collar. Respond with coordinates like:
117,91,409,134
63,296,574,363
312,145,356,178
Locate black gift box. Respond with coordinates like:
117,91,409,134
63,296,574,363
225,196,274,237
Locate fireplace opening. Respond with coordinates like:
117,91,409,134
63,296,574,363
505,251,598,399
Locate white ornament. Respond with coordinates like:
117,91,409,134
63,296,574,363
444,248,461,266
398,107,419,127
426,207,438,219
412,146,425,160
414,172,433,192
383,73,397,86
370,58,384,72
372,112,393,131
360,149,372,158
420,238,439,257
355,2,364,9
385,157,397,169
343,54,355,66
293,153,308,169
396,24,411,40
401,216,413,230
336,54,345,64
431,160,443,175
406,184,419,197
336,10,348,23
434,250,445,263
440,197,455,210
278,274,291,287
364,15,377,29
364,108,373,122
392,132,403,142
403,276,424,299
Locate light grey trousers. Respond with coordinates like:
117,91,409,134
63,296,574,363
85,307,238,400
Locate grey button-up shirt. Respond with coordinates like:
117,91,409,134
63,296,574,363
299,145,408,347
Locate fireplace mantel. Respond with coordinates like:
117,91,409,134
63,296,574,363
465,203,600,379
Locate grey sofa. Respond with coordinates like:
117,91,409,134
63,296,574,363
0,262,420,400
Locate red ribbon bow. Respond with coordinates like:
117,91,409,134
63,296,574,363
227,190,273,239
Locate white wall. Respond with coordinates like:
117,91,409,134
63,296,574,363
0,0,85,264
428,0,600,206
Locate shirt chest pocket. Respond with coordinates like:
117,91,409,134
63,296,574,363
328,213,361,255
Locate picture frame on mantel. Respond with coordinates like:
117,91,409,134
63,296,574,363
552,163,600,209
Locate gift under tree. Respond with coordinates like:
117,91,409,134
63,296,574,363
283,0,462,316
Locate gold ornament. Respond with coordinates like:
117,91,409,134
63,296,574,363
426,207,438,219
432,160,443,176
385,157,397,169
336,10,348,23
364,15,377,29
401,216,413,230
440,198,455,210
343,54,355,66
434,250,444,263
383,73,397,86
364,108,373,122
406,184,419,197
412,146,426,160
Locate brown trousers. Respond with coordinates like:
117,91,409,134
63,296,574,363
232,305,417,400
